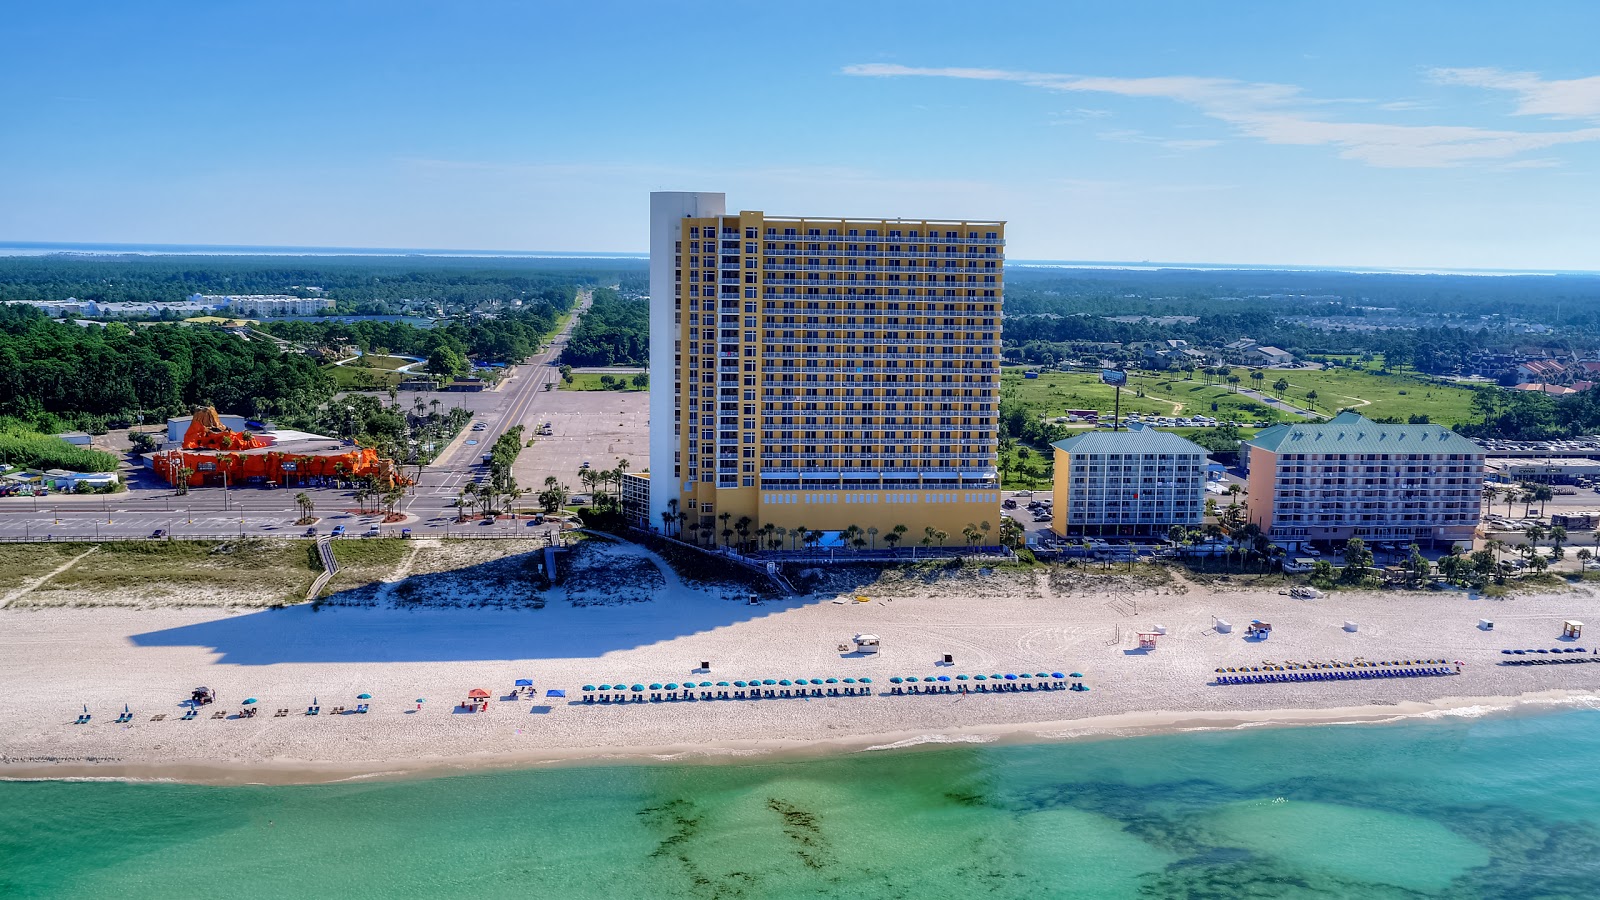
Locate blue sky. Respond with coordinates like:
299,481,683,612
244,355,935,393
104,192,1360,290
3,1,1598,269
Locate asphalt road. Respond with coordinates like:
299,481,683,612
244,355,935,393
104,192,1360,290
0,293,595,541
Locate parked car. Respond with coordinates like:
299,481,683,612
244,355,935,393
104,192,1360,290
331,525,345,537
303,527,317,537
363,526,380,537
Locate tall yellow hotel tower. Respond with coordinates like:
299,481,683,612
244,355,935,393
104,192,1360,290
648,192,1005,551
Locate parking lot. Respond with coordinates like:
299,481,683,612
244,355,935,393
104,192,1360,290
512,388,649,491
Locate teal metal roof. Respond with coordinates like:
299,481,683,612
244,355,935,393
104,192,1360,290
1245,412,1483,455
1052,426,1207,456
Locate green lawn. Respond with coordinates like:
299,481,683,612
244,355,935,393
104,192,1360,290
1001,370,1295,425
559,373,646,392
327,364,408,389
1255,366,1480,425
358,354,419,371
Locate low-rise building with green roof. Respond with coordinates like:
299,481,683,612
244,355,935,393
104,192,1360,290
1243,411,1484,548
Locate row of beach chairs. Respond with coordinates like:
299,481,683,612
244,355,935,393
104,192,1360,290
1500,655,1599,667
583,679,872,703
1216,666,1457,685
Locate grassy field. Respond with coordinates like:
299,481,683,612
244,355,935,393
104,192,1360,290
1002,370,1296,424
31,539,320,603
359,355,418,370
0,543,98,592
327,363,408,389
1251,366,1480,425
559,373,646,392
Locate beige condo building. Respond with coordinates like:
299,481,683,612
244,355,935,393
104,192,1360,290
648,192,1004,550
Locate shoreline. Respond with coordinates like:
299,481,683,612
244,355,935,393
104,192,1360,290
6,688,1594,787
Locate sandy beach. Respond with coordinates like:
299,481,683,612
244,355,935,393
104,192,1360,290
4,540,1599,784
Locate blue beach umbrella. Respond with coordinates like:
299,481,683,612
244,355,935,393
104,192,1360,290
515,679,533,687
762,679,777,686
1070,673,1084,679
716,681,730,687
825,678,839,684
890,677,903,684
974,675,987,681
598,684,611,691
1035,673,1051,679
582,685,596,692
955,675,969,681
546,689,566,698
242,698,258,705
990,674,1004,681
733,681,747,688
631,684,645,693
859,677,871,684
665,683,679,690
415,698,425,704
357,693,372,700
937,675,951,682
778,679,792,686
649,683,663,691
843,678,856,684
1004,674,1018,681
1051,673,1066,680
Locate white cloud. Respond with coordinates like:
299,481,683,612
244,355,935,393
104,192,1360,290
1430,67,1600,120
1095,128,1221,151
842,62,1600,168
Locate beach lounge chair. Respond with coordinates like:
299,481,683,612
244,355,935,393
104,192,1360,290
151,714,167,721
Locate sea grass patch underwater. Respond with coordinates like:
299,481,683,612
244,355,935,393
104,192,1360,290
5,708,1600,898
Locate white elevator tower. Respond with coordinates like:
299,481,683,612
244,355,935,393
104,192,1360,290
648,191,726,532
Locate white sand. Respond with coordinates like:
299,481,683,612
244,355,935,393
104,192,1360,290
3,542,1599,783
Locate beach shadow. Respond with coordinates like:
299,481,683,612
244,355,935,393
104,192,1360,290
1122,648,1153,656
128,542,822,665
528,705,552,714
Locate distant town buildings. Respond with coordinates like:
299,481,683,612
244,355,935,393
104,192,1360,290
193,294,336,316
648,191,1004,549
1049,425,1206,538
1243,411,1484,548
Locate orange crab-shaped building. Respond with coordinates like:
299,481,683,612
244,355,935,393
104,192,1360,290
152,407,409,489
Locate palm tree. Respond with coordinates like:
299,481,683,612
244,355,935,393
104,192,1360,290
666,498,680,536
867,526,879,550
1550,525,1568,559
921,526,937,550
293,491,313,520
661,511,674,535
979,520,992,546
1532,483,1553,516
792,525,807,551
1486,538,1508,581
735,516,752,552
883,525,903,552
717,512,732,548
772,525,787,551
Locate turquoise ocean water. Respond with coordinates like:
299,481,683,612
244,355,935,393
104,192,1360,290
5,708,1599,899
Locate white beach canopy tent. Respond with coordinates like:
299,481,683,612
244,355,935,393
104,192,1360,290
853,634,881,653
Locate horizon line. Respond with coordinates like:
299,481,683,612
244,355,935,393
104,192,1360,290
1,240,1597,278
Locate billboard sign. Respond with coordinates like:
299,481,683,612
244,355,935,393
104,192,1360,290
1100,369,1128,388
